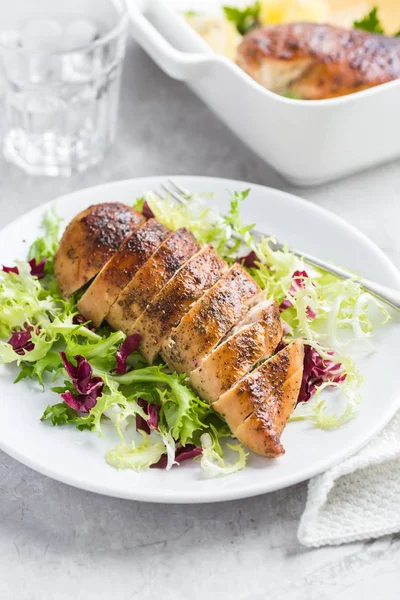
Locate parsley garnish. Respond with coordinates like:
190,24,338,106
223,2,260,35
353,7,384,34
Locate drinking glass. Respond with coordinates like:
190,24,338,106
0,0,128,176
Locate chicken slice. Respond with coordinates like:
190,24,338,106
213,340,304,457
77,219,170,327
107,228,200,332
237,23,400,100
189,299,282,403
235,367,303,457
131,246,227,364
161,263,261,374
54,203,145,297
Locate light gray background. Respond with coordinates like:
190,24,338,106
1,41,400,600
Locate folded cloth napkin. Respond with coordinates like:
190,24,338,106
298,412,400,547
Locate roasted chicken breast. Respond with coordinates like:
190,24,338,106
55,202,306,459
131,246,227,364
54,203,145,297
77,219,170,327
237,23,400,99
213,340,304,457
107,228,200,332
190,299,282,403
161,263,260,374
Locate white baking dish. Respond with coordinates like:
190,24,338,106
129,0,400,186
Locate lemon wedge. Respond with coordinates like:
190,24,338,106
260,0,330,25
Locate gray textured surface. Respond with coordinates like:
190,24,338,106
1,41,400,599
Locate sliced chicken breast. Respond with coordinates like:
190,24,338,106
107,228,200,332
236,367,303,457
214,339,304,430
77,219,170,327
213,340,304,457
131,246,227,364
161,263,260,374
54,203,145,297
190,299,282,402
237,23,400,100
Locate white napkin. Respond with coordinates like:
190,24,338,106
298,413,400,547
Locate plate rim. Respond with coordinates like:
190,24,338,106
1,174,400,504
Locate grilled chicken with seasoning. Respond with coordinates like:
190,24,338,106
162,263,260,374
54,203,145,297
77,219,170,327
56,203,304,458
213,340,304,457
107,228,200,332
132,245,227,364
237,23,400,100
189,299,283,403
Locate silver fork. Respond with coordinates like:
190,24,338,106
155,179,400,311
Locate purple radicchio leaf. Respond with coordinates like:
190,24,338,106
72,314,96,331
297,345,347,405
61,390,99,413
136,398,160,434
142,201,155,219
59,352,104,412
150,444,203,469
236,250,259,269
8,323,37,355
115,334,142,374
2,257,46,279
28,257,46,279
279,270,317,319
2,264,19,274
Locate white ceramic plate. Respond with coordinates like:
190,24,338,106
1,176,400,503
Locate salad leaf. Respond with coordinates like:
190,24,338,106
107,434,166,471
199,433,248,477
150,444,202,469
223,2,261,35
250,238,389,350
144,191,232,255
353,7,384,34
297,343,346,403
0,326,54,365
291,342,363,428
0,261,60,337
136,398,160,434
64,330,126,372
41,402,95,430
2,257,46,279
115,334,142,374
28,205,62,271
14,351,62,388
58,353,104,413
111,365,211,445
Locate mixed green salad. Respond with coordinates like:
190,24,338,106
0,190,389,477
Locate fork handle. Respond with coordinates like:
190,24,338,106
294,249,400,310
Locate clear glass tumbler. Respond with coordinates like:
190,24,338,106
0,0,127,176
